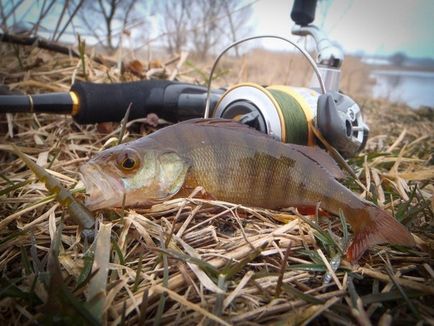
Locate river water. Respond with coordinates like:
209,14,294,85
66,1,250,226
370,70,434,109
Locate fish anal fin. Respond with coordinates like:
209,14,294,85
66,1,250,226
346,206,416,262
296,205,332,217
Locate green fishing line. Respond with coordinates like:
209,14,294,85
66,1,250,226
267,89,309,145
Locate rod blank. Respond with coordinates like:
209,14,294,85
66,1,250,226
0,92,73,114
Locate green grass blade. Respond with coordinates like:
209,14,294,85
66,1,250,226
281,283,324,305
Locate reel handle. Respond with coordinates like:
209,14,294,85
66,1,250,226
290,0,317,26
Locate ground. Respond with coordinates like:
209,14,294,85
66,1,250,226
0,44,433,325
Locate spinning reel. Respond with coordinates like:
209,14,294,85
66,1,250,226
208,0,369,158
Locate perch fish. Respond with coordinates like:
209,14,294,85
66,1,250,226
80,119,415,261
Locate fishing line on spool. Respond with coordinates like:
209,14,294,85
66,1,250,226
266,87,311,145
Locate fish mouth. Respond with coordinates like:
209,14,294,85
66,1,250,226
79,163,124,210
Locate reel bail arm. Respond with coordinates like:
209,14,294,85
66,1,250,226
290,0,343,92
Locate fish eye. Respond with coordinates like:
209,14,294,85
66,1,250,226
116,150,140,172
121,157,136,170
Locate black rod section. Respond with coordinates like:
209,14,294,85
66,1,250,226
32,93,73,114
0,80,223,124
0,94,31,113
0,92,73,114
70,80,222,124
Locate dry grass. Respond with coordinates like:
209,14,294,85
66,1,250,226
194,48,375,98
0,43,433,325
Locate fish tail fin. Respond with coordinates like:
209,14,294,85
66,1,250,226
346,206,416,262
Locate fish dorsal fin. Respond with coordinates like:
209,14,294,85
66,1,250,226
179,118,274,139
287,143,345,179
179,119,345,179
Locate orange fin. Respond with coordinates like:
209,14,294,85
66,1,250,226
296,206,317,215
296,206,332,217
346,206,416,262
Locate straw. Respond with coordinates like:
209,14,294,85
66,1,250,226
1,41,433,325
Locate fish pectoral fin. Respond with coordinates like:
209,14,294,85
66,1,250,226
176,185,217,201
346,206,416,263
194,188,217,201
158,152,190,197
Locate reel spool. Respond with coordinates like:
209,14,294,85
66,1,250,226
205,35,369,159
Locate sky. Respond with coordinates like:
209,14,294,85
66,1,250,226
251,0,434,59
4,0,434,59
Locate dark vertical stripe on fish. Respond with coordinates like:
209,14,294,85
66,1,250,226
238,131,257,201
267,141,285,206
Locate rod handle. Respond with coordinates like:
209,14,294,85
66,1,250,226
71,80,215,124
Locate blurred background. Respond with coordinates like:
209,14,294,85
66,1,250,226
1,0,433,109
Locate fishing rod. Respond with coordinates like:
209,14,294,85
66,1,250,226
0,0,368,158
0,80,224,124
